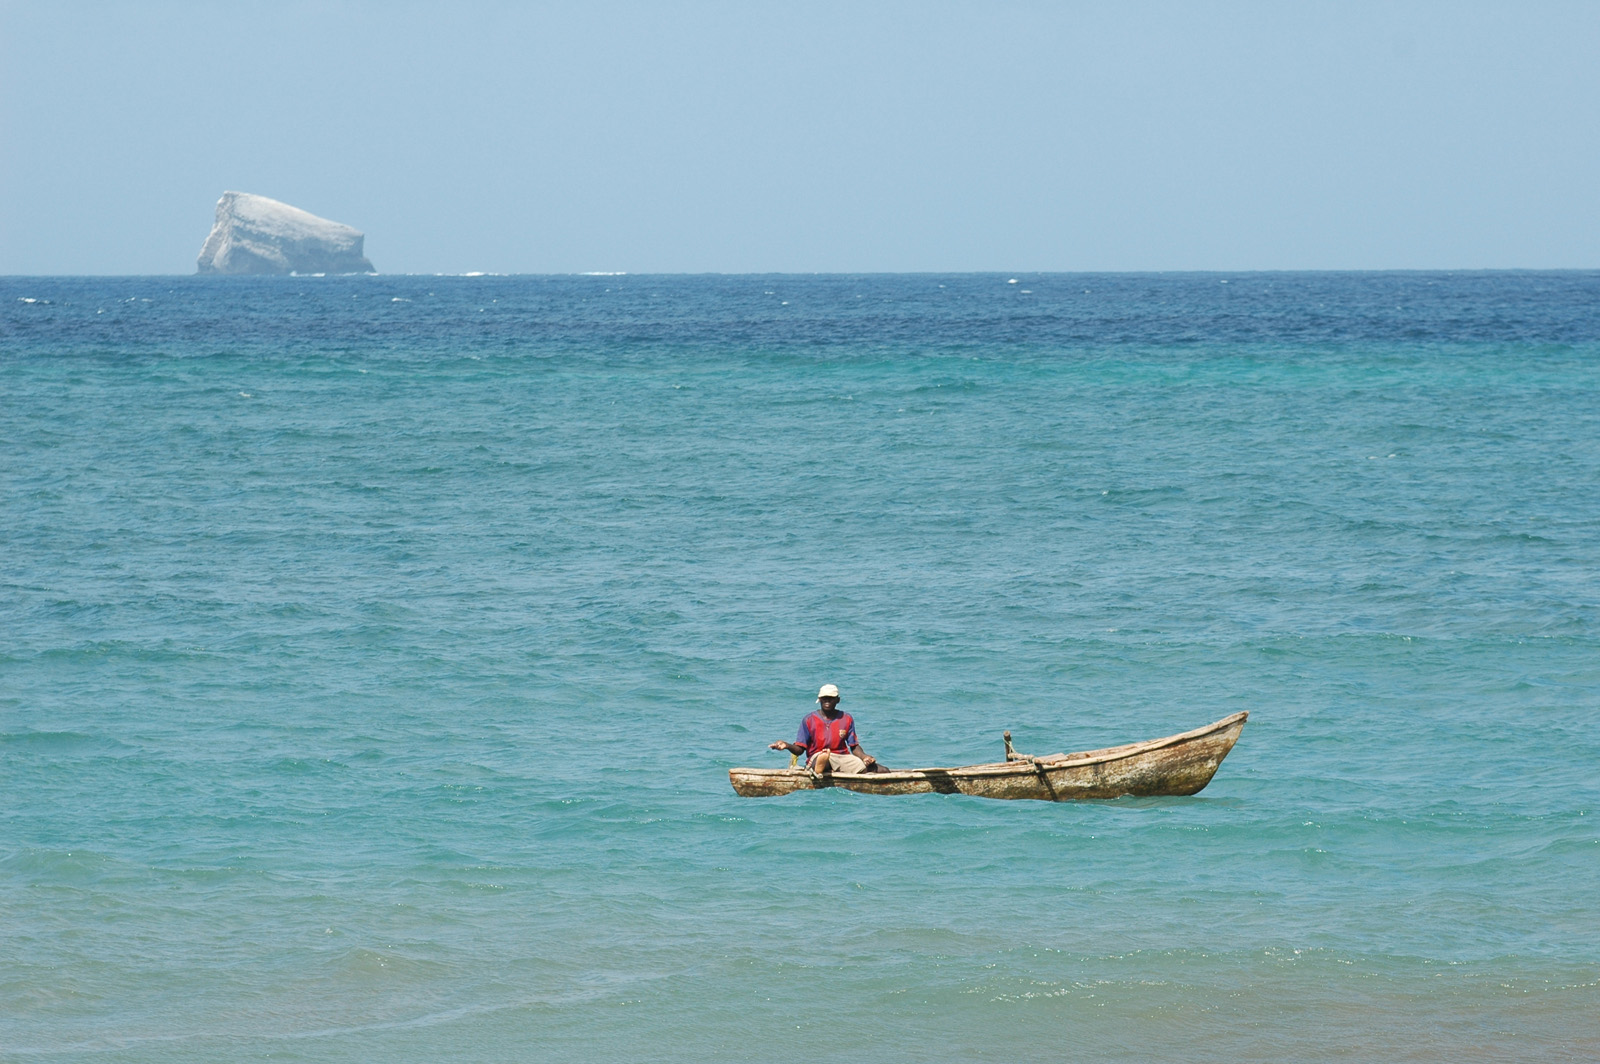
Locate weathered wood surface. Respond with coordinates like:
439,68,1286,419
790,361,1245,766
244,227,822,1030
728,712,1247,801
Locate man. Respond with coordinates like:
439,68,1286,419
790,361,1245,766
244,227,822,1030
769,683,879,774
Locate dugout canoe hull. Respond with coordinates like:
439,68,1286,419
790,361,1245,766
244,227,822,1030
728,712,1247,801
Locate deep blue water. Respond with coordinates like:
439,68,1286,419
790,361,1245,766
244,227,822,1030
3,272,1599,1062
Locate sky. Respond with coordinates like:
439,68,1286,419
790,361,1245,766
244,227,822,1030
2,1,1598,274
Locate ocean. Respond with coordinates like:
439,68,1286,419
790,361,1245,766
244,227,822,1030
3,272,1598,1062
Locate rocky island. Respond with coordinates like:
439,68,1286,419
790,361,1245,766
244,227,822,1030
196,191,375,275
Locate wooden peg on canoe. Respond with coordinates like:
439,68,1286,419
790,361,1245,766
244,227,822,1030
1003,730,1024,761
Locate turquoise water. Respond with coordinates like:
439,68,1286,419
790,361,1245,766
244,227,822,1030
3,273,1598,1061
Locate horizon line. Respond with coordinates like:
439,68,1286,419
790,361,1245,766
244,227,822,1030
6,266,1600,280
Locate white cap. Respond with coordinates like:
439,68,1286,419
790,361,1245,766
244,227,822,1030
817,684,840,700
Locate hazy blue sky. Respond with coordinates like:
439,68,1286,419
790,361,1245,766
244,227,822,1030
3,1,1598,274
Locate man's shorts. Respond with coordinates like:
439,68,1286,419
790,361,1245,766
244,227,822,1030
810,751,867,774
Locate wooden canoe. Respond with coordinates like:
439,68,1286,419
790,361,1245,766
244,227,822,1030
728,711,1247,801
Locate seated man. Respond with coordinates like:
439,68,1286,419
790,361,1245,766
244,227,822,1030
769,684,880,774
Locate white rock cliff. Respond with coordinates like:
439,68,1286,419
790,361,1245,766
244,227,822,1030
196,192,375,275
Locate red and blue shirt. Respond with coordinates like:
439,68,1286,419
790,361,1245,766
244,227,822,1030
797,711,858,756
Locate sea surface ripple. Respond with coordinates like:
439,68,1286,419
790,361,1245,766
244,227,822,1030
3,273,1599,1062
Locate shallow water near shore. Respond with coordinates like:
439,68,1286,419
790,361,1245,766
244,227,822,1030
3,272,1599,1062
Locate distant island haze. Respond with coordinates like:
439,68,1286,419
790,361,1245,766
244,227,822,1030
196,192,375,276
